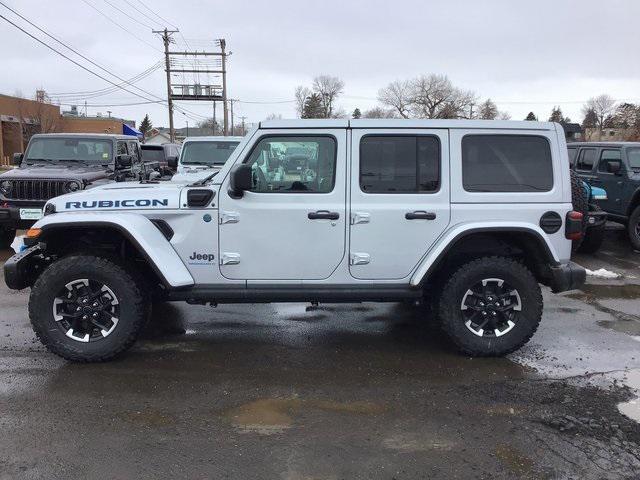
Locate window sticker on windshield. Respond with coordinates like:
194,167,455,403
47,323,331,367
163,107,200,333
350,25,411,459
102,153,109,159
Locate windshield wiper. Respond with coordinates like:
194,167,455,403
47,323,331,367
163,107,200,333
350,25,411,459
183,161,212,166
25,158,58,165
58,159,92,166
189,170,218,186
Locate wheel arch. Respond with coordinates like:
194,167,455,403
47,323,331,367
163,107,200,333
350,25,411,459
626,188,640,217
35,214,194,290
411,226,560,289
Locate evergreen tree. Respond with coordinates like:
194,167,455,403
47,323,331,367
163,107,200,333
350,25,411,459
478,99,498,120
140,114,152,138
582,108,598,128
302,93,324,118
352,108,362,119
548,106,565,123
525,112,537,121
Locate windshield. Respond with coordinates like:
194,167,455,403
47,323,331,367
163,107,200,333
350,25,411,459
627,148,640,170
141,148,165,162
25,138,113,164
181,141,239,166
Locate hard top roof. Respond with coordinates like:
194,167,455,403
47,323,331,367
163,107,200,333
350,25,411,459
259,118,557,131
182,136,244,143
567,141,640,147
30,133,136,141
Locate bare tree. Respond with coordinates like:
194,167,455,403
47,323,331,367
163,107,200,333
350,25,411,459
498,111,512,120
582,94,616,129
312,75,344,118
378,80,411,118
362,107,397,119
265,113,282,120
408,74,477,119
477,99,499,120
294,86,311,118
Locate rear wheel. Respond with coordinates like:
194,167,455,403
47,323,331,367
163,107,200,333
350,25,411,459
29,255,148,362
437,256,543,356
628,205,640,251
0,226,16,249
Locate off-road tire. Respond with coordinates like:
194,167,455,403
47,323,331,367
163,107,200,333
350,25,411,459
577,206,606,254
437,256,543,357
0,226,16,249
29,255,147,362
570,170,588,252
628,205,640,251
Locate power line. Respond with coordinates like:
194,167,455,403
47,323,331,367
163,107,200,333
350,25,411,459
137,0,178,29
101,0,155,30
79,0,161,52
119,0,164,28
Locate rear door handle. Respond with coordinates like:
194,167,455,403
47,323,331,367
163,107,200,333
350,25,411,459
405,211,436,220
308,210,340,220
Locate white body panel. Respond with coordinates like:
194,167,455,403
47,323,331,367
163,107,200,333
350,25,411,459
37,119,574,292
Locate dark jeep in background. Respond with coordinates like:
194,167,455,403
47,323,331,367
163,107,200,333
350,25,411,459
0,133,159,247
569,141,640,249
140,143,180,175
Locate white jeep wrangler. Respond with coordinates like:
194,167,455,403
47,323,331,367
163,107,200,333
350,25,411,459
4,119,586,362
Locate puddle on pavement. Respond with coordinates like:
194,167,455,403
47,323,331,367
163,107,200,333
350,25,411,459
495,444,534,476
572,283,640,300
618,369,640,423
598,319,640,336
224,397,386,435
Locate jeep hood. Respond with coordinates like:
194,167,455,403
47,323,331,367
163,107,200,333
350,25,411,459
0,164,111,182
46,181,184,212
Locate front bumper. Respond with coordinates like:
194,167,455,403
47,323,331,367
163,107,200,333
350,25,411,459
549,261,586,293
0,202,45,229
3,245,42,290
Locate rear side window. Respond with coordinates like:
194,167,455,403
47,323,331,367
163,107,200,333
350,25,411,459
568,147,577,166
360,136,440,193
576,148,596,172
462,135,553,192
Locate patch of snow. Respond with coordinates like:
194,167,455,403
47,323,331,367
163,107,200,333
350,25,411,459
10,235,24,254
585,268,621,279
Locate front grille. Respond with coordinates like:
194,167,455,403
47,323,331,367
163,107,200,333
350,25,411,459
5,180,68,201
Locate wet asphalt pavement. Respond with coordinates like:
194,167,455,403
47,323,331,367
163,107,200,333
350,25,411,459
1,228,640,479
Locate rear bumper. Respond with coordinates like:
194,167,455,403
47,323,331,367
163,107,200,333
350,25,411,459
3,245,41,290
586,209,607,228
549,261,586,293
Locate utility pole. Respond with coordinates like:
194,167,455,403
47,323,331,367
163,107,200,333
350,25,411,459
220,39,229,136
212,101,216,135
229,98,235,136
153,28,179,142
239,115,247,135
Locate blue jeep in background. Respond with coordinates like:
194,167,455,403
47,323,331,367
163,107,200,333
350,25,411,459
569,142,640,250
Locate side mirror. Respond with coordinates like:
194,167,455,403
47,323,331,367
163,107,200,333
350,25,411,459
116,154,132,168
167,155,178,169
228,164,253,198
607,160,622,174
12,153,23,166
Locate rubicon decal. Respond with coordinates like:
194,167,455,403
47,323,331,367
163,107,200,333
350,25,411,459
65,199,169,209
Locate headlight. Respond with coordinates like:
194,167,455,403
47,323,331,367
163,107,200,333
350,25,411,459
65,181,81,192
0,180,12,195
44,203,56,216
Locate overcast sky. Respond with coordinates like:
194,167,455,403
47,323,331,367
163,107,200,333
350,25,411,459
2,0,640,129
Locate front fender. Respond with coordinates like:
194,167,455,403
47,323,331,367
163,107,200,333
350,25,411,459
409,222,562,287
34,213,194,288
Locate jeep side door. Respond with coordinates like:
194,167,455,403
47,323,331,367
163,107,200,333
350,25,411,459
217,130,347,280
595,148,625,215
349,129,450,279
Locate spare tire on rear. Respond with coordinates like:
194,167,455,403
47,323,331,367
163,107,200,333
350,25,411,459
570,170,589,252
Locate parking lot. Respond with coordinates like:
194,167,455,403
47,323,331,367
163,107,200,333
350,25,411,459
0,227,637,479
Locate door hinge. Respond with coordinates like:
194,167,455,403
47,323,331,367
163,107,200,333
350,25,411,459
350,253,371,265
350,212,370,225
220,211,240,224
220,253,241,265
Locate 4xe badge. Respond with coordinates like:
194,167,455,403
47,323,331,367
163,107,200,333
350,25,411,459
188,252,215,265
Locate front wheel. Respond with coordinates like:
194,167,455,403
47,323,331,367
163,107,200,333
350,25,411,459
0,226,16,249
627,205,640,251
437,256,543,357
29,255,148,362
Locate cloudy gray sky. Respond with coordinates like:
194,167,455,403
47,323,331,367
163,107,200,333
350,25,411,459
2,0,640,128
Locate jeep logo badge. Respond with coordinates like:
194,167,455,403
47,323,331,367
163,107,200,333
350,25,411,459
188,252,215,264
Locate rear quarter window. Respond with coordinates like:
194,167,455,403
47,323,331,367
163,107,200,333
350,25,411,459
462,135,553,192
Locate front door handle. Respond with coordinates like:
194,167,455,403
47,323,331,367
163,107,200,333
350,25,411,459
405,211,436,220
308,210,339,220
